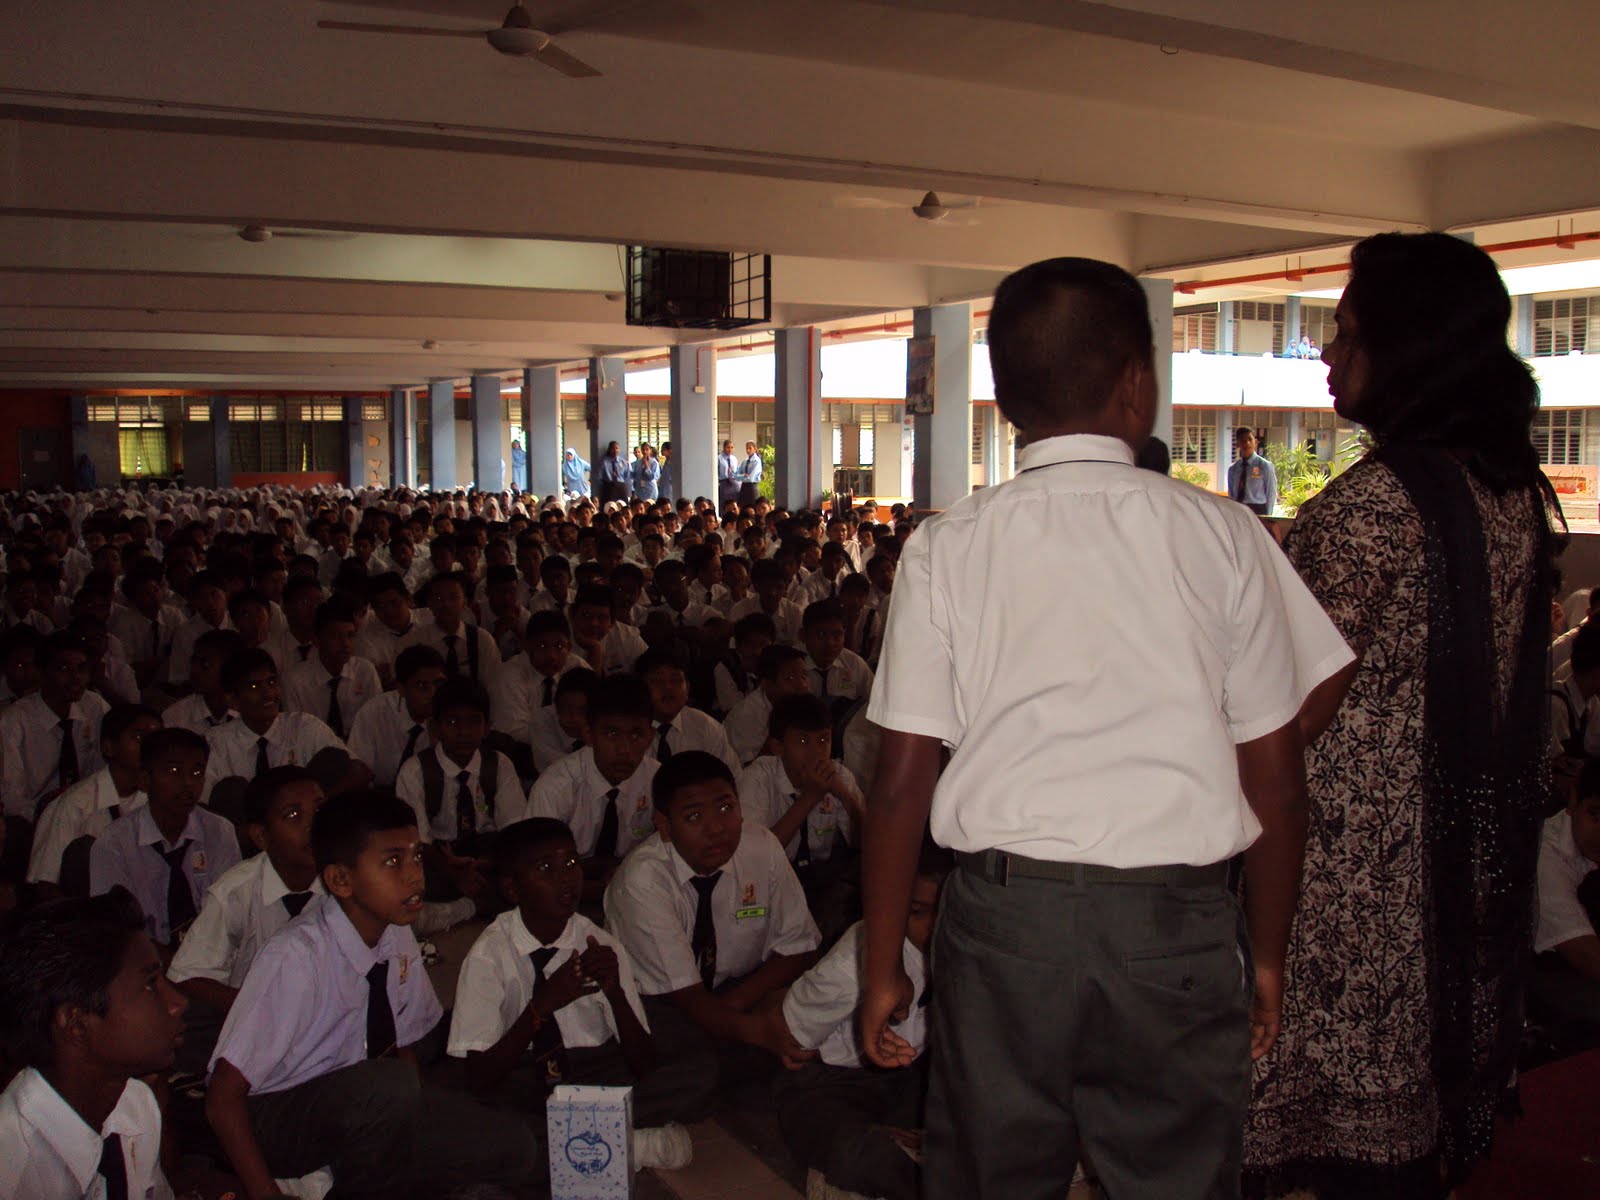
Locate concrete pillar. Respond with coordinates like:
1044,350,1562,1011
1142,279,1175,450
1514,295,1536,358
1217,300,1236,355
525,367,562,500
588,357,627,469
342,395,363,488
389,388,413,489
1284,295,1302,352
774,327,823,510
669,345,717,505
980,405,1000,486
211,396,232,489
911,303,973,511
1285,410,1302,456
1215,408,1233,493
428,380,457,491
471,374,504,493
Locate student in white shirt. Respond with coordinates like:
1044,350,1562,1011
202,648,349,802
637,645,742,776
714,612,776,717
348,645,445,789
27,703,161,896
1531,762,1600,1040
352,571,427,689
739,694,863,869
0,632,110,821
166,570,232,688
766,850,949,1200
267,576,324,675
729,559,804,647
647,561,725,644
570,583,647,677
0,888,188,1200
725,645,811,767
529,667,598,773
491,609,588,749
417,571,502,690
280,597,381,742
162,628,243,739
797,542,856,607
800,599,874,715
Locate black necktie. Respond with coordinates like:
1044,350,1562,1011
157,840,196,937
690,872,722,990
656,722,673,763
443,633,461,676
456,769,478,850
58,717,80,790
98,1132,129,1200
366,960,396,1058
400,723,424,767
255,736,271,777
528,946,568,1088
282,891,314,918
297,642,312,662
1233,459,1248,502
595,787,620,858
791,792,811,867
326,676,344,739
815,667,830,703
570,737,584,752
541,676,556,706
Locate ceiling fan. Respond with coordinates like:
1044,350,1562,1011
835,190,983,225
317,4,602,77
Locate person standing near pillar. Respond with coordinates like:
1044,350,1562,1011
858,257,1352,1200
717,441,740,514
659,442,674,503
632,444,661,503
562,448,591,499
597,441,631,506
509,439,526,494
1228,429,1277,516
738,442,763,508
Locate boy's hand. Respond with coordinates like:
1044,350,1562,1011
749,1005,817,1069
860,965,917,1069
1250,965,1283,1060
533,955,600,1018
579,935,622,997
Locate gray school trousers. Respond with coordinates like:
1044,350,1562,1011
773,1056,926,1200
926,857,1251,1200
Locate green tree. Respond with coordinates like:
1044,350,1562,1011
1170,462,1212,489
758,444,776,503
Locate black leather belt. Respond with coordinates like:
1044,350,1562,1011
956,849,1228,888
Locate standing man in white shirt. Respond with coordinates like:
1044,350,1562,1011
717,441,741,514
859,258,1354,1200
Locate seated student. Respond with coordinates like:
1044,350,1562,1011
801,598,874,714
89,727,242,955
725,645,811,767
570,583,647,677
169,766,323,1014
280,597,381,742
0,631,111,822
638,645,742,775
395,677,521,903
529,553,573,615
715,555,753,618
71,614,140,709
0,888,190,1199
202,649,349,802
838,572,882,665
610,561,650,627
738,693,864,875
532,667,599,774
648,559,725,636
348,645,446,790
111,561,184,690
226,587,274,652
205,791,541,1199
1532,759,1600,1043
417,571,503,688
163,628,244,738
527,676,659,891
0,623,42,709
0,569,53,635
714,612,776,717
729,558,804,646
798,541,856,607
446,817,693,1168
603,751,821,1121
166,569,232,690
767,847,949,1200
482,564,528,663
353,571,427,690
491,609,588,749
267,575,323,673
27,703,162,900
684,543,728,611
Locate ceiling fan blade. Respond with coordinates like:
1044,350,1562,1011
274,230,359,240
316,20,488,38
833,196,905,210
533,41,603,77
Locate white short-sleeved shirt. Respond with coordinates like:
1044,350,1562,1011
738,755,860,863
867,434,1354,868
805,651,874,707
1535,810,1600,953
1549,662,1600,758
447,910,649,1058
723,689,774,766
347,691,434,789
167,612,232,686
169,852,325,989
266,628,318,675
210,895,443,1094
89,803,243,946
656,708,742,776
603,826,820,996
395,746,523,845
531,705,587,774
352,613,428,680
26,767,147,884
0,1069,172,1200
280,655,382,737
647,602,721,630
203,712,345,801
583,623,646,676
161,692,237,739
110,603,183,666
490,652,589,747
0,690,110,820
728,597,803,646
782,922,926,1069
525,747,658,859
416,621,503,689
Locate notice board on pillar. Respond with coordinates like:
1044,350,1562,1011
906,336,936,415
584,374,599,430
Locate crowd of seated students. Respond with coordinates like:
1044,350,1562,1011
0,481,920,1200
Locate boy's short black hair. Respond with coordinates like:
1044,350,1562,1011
485,564,518,587
394,644,446,684
732,612,777,644
313,596,359,634
651,750,735,814
611,562,644,587
282,575,324,606
555,667,601,703
1577,758,1600,803
839,572,870,598
683,544,716,574
801,598,847,631
820,542,850,565
589,674,653,724
422,571,469,603
0,887,148,1068
493,817,578,879
654,559,688,585
38,630,88,671
194,627,245,664
243,765,317,827
432,677,491,722
222,646,278,693
1572,620,1600,676
140,726,208,768
524,609,571,640
0,623,42,659
750,558,784,585
769,692,830,740
368,571,409,599
100,703,159,746
311,790,418,872
635,643,690,680
570,584,613,615
227,587,271,620
756,644,806,681
539,555,571,581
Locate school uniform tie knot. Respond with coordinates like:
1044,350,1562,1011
297,642,312,662
57,716,80,790
690,871,722,990
443,633,461,676
656,722,673,763
456,769,477,844
595,786,621,858
400,723,424,766
255,736,271,778
156,839,197,937
790,792,811,867
325,676,344,738
814,667,830,702
541,675,556,706
528,946,569,1087
281,891,314,918
365,960,396,1058
98,1131,129,1200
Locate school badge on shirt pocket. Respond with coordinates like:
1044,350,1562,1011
736,882,767,921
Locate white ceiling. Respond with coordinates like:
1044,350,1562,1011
2,0,1599,389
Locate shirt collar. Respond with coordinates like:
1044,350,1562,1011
133,804,204,851
94,769,143,813
1015,433,1137,473
434,746,481,778
257,853,323,906
506,908,582,956
13,1068,135,1193
321,891,396,975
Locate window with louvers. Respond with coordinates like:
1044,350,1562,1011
1533,296,1600,356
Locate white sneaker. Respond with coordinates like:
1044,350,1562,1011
632,1123,693,1170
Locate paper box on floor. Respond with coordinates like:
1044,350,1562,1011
547,1084,633,1200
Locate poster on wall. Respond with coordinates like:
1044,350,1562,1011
906,335,936,416
585,374,599,430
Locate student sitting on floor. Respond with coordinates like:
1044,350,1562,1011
490,608,587,752
169,766,324,1015
205,791,542,1200
395,677,521,906
570,583,647,677
166,569,233,692
1533,758,1600,1045
447,816,692,1169
347,644,446,790
0,630,110,824
728,558,804,647
531,667,599,774
89,727,241,958
0,888,190,1199
280,597,381,742
713,612,776,717
603,751,820,1122
723,645,811,766
639,644,742,774
27,702,162,900
162,628,243,738
801,598,874,717
202,648,351,802
767,847,950,1200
